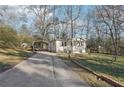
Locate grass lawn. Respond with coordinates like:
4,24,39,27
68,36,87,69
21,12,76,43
57,53,124,86
0,48,33,73
56,53,111,87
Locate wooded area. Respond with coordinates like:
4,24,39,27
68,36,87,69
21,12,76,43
0,5,124,60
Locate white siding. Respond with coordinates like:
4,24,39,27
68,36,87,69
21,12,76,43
48,41,56,52
48,39,86,53
56,41,64,52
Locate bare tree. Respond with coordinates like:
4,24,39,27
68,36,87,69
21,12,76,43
25,6,53,41
95,5,124,61
64,6,81,54
66,6,81,38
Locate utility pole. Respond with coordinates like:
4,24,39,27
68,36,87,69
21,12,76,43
70,6,73,53
53,5,56,40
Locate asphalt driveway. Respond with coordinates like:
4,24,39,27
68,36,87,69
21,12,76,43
0,52,89,87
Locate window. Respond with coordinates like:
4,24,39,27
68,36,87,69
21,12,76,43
65,42,67,46
71,42,73,46
61,42,64,46
61,42,67,46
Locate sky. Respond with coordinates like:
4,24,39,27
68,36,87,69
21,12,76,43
0,5,94,38
0,5,93,23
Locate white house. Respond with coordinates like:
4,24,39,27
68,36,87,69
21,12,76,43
48,38,86,53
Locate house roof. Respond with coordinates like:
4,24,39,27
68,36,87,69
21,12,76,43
33,40,48,45
49,38,86,42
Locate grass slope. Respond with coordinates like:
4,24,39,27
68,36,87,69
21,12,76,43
0,48,33,73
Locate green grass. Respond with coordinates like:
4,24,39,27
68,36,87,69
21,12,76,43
70,53,124,85
0,48,33,73
56,53,111,87
57,52,124,86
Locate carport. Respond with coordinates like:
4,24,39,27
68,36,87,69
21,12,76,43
32,40,48,51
